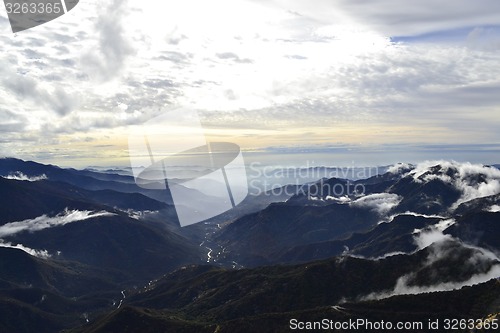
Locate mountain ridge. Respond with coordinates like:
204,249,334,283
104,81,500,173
0,158,499,332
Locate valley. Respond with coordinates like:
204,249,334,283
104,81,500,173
0,158,499,332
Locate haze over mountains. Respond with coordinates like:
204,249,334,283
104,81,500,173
0,157,499,332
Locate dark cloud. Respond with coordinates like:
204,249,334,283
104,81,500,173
0,109,27,133
82,0,134,80
335,0,500,36
49,87,76,116
1,73,75,116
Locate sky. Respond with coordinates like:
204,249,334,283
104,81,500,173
1,0,500,168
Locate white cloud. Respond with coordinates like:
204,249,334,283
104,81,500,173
0,241,51,259
488,205,500,212
382,265,500,298
3,172,47,182
389,211,448,220
433,218,456,232
403,161,500,209
325,195,351,203
453,169,500,209
362,242,500,301
387,163,413,175
120,209,159,220
351,193,401,215
392,230,500,295
0,209,115,238
413,228,453,250
362,220,500,301
349,251,408,261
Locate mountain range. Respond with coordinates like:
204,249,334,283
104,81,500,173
0,158,499,332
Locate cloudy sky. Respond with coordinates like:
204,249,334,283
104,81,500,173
1,0,500,168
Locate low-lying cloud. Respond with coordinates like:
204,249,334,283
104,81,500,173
120,209,159,220
350,251,408,261
0,241,51,259
3,172,48,182
488,204,500,212
379,265,500,299
0,209,115,238
351,193,402,215
361,220,500,301
325,195,352,203
413,228,453,250
397,161,500,210
390,211,447,220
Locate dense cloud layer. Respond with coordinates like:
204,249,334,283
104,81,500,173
0,1,499,164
